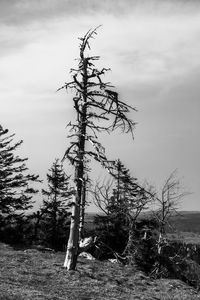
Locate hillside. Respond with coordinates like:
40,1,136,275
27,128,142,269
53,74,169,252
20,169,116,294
169,212,200,233
0,243,199,300
85,211,200,234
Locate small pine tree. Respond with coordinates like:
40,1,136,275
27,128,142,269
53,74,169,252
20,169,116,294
0,125,39,219
94,160,153,259
41,159,73,250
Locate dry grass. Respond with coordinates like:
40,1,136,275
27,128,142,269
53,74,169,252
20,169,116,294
167,232,200,244
0,243,199,300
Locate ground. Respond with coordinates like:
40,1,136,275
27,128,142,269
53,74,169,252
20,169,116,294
0,243,199,300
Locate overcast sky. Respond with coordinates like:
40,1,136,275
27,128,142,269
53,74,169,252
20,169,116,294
0,0,200,211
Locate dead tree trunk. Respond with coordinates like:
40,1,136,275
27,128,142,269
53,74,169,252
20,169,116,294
63,42,88,270
63,196,80,269
60,27,136,270
79,177,86,239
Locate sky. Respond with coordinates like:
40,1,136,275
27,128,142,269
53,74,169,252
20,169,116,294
0,0,200,211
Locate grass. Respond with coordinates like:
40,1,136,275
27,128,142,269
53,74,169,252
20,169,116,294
167,232,200,244
0,243,200,300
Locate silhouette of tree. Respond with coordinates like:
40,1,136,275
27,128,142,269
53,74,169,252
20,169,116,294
0,124,39,221
59,27,136,270
41,159,73,250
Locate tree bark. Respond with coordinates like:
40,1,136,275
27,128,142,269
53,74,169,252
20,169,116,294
79,177,86,239
64,57,88,270
63,196,80,269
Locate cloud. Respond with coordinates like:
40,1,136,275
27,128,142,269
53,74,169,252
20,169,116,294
1,2,200,140
1,0,200,68
101,13,200,85
0,0,200,210
1,2,200,127
1,0,200,27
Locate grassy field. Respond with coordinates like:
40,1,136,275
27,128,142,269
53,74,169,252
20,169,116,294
0,243,200,300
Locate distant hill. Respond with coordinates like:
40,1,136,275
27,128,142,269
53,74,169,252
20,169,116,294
169,211,200,233
85,211,200,234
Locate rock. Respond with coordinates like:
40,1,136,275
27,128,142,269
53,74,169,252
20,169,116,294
79,252,96,260
79,236,97,252
108,259,118,264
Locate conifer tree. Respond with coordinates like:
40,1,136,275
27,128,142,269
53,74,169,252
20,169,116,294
0,124,39,220
41,159,73,250
109,159,148,219
94,160,152,257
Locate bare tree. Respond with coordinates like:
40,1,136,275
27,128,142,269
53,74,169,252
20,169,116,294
93,179,114,215
59,27,136,270
152,170,190,275
155,170,189,237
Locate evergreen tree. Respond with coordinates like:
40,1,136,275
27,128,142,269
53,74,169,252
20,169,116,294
94,160,153,258
107,160,149,220
0,125,39,219
41,159,73,250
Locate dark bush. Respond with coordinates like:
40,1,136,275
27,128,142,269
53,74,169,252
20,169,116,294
92,213,128,259
0,215,32,247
